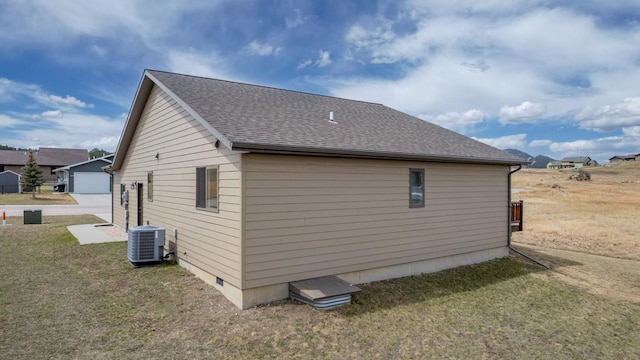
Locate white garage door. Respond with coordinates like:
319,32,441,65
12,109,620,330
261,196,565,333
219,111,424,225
73,172,111,193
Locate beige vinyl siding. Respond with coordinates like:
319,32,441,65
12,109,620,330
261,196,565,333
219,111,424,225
243,154,508,288
113,85,243,287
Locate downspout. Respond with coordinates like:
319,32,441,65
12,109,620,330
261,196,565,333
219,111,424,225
102,165,115,225
508,165,550,268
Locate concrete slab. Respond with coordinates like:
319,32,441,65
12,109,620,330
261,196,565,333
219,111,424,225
67,224,127,245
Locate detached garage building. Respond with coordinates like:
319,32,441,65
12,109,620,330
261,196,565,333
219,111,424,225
0,170,20,194
54,155,113,194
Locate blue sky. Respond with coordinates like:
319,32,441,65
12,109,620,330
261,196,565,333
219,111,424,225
1,0,640,163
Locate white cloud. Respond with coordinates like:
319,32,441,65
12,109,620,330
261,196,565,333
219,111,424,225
245,41,283,56
0,1,219,47
499,101,546,124
622,126,640,137
165,49,230,80
12,112,124,152
419,109,484,131
48,95,93,108
529,139,552,147
316,50,332,68
345,20,396,51
332,3,640,133
472,134,527,149
41,110,63,118
0,114,23,128
0,77,95,113
285,8,308,29
297,59,312,70
575,97,640,132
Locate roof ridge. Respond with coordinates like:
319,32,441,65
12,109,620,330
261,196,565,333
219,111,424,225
145,69,385,107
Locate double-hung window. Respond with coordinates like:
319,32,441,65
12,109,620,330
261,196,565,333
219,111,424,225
410,168,425,208
196,166,218,211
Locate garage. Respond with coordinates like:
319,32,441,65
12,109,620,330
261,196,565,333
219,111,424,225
73,172,111,193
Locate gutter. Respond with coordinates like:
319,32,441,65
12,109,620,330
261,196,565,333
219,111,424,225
508,165,550,269
231,142,526,166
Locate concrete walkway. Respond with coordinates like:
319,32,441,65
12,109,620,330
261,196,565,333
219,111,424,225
67,224,128,245
2,193,112,222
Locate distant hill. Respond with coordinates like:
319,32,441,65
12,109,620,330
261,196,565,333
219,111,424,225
504,149,556,169
504,149,531,161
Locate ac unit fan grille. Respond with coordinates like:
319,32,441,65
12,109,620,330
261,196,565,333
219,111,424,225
135,231,156,260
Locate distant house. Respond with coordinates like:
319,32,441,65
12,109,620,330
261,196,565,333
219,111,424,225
0,170,20,194
0,148,89,182
110,70,527,309
53,154,113,193
609,153,639,164
546,160,561,169
557,156,595,169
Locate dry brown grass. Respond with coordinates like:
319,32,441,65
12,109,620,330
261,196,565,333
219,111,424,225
2,216,639,358
512,162,640,260
0,192,77,205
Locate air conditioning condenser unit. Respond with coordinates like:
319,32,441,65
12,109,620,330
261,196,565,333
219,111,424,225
128,225,165,265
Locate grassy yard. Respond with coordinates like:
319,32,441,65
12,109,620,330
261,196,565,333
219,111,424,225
1,216,638,359
0,186,77,205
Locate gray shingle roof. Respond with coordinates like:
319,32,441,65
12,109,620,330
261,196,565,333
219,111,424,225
38,148,89,165
561,156,591,163
0,148,89,167
116,70,527,167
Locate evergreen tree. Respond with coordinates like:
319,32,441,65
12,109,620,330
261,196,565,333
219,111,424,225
20,150,45,199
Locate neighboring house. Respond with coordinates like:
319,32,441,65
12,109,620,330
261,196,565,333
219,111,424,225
0,170,20,194
558,156,594,169
53,155,114,193
609,153,639,164
110,70,527,309
0,148,89,182
546,160,561,169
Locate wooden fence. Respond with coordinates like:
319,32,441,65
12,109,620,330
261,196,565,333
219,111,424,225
511,200,523,232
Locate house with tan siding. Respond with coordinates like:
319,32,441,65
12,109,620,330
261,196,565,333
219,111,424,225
110,70,527,309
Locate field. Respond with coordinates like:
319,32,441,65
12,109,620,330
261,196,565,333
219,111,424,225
0,163,638,359
512,162,640,260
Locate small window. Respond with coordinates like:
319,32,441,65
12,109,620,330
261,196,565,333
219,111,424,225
120,184,126,205
196,166,218,211
410,168,425,208
147,171,153,202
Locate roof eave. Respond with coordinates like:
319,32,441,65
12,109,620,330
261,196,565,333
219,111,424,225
230,142,528,166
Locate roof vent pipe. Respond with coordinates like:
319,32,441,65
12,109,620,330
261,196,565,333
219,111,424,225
329,111,337,124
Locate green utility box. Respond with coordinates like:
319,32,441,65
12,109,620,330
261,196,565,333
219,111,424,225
24,210,42,224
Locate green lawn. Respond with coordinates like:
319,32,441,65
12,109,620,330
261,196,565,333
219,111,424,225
1,215,638,359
